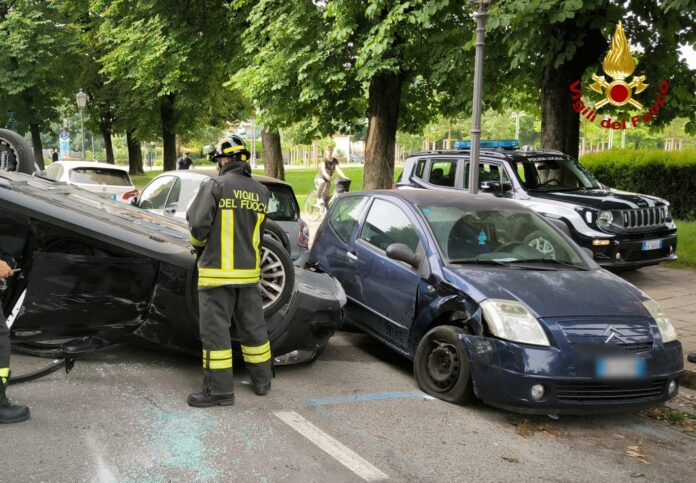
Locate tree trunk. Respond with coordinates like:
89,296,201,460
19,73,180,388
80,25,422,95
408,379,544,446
126,129,144,175
540,28,606,159
28,123,44,170
262,130,285,180
101,121,115,164
160,94,177,171
363,72,402,190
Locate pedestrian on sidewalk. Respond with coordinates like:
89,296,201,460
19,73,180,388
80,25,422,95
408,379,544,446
177,151,194,170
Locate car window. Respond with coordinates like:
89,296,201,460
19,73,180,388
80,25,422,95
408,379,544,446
165,178,181,207
266,184,299,222
427,159,457,187
328,196,368,243
68,168,132,186
514,157,601,191
360,199,420,253
45,163,62,180
139,176,176,210
464,162,512,192
414,159,426,179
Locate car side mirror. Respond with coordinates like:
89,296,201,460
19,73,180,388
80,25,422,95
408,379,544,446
129,197,139,206
480,181,502,194
386,243,419,268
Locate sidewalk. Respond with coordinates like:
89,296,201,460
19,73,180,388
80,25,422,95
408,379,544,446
621,266,696,389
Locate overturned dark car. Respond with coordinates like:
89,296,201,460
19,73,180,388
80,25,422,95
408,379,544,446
0,170,345,373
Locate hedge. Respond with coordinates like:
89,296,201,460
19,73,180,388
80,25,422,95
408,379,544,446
580,149,696,220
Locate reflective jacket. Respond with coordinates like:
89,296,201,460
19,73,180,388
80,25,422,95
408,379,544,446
187,162,269,289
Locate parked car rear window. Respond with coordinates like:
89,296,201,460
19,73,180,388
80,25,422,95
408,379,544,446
360,199,420,253
69,168,132,186
139,176,177,210
329,196,367,243
428,160,457,187
266,184,299,222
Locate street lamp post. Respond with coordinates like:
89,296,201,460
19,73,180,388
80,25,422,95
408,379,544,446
75,89,88,161
468,0,493,195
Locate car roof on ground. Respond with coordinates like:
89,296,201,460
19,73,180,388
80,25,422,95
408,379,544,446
347,189,526,210
49,161,130,171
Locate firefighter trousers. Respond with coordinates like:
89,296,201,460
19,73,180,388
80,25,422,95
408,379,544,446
198,285,272,395
1,307,10,383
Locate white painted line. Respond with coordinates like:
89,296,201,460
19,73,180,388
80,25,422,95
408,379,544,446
274,410,388,481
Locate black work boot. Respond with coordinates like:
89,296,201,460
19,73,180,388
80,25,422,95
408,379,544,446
247,363,272,396
187,390,235,408
187,371,234,408
0,379,30,424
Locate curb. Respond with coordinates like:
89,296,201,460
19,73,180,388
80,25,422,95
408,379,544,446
681,367,696,391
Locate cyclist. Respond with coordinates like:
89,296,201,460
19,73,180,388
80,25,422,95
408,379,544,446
314,146,349,205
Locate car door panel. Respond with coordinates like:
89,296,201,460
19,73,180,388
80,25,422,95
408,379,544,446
9,252,157,339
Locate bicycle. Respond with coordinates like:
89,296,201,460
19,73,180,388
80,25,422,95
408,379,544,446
304,178,351,222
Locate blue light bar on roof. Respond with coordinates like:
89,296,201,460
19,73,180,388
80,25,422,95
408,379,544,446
453,139,519,149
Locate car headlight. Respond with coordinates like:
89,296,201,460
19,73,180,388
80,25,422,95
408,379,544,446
597,210,613,229
642,299,678,343
480,299,550,347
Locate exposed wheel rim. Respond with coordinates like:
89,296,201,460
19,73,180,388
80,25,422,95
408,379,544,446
425,341,460,392
528,237,555,259
0,138,18,171
259,246,286,310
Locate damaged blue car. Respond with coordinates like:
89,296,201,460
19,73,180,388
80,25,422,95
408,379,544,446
309,190,683,414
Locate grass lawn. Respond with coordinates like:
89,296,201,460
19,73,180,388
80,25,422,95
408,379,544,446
130,170,163,189
666,220,696,270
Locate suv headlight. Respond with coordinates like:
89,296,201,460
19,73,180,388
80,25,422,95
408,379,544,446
480,299,550,346
642,299,678,343
597,210,613,229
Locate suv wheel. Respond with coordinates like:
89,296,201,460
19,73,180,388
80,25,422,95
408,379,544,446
414,326,474,404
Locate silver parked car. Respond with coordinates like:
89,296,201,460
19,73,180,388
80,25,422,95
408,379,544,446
135,169,309,260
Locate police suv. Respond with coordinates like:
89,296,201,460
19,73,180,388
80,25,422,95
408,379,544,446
395,140,677,269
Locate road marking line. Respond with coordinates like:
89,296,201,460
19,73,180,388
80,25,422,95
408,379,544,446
306,390,433,407
274,410,388,482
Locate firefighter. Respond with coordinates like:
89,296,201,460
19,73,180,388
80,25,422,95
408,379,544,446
186,135,272,407
0,259,30,423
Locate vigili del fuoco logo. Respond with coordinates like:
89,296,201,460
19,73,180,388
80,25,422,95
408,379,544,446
569,21,669,130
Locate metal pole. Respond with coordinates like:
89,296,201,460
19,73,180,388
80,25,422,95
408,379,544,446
91,132,95,161
468,1,490,194
514,113,520,140
80,109,85,161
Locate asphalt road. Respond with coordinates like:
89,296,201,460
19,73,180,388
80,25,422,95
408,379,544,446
4,330,696,482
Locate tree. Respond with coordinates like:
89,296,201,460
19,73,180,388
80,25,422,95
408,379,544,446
487,0,696,159
98,0,243,171
262,130,284,180
233,1,476,189
0,1,80,168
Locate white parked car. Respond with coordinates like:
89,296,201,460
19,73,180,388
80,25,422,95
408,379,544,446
44,161,138,203
135,169,309,260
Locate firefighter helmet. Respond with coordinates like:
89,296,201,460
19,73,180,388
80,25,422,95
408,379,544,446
208,135,250,163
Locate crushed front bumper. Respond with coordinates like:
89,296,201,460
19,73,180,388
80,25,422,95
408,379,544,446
460,335,683,414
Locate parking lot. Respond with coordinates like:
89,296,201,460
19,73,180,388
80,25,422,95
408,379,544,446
5,279,696,482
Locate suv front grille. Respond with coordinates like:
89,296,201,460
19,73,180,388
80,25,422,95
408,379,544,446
620,208,666,229
556,380,665,402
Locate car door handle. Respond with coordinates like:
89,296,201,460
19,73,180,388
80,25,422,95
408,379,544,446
346,251,358,262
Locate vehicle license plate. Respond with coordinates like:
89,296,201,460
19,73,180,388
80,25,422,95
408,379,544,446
596,356,646,380
642,239,662,251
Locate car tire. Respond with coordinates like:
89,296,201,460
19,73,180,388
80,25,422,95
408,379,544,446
0,128,34,174
414,325,474,404
523,230,558,259
264,219,291,254
259,237,295,316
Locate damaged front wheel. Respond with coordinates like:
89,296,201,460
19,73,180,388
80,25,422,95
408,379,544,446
414,326,474,404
